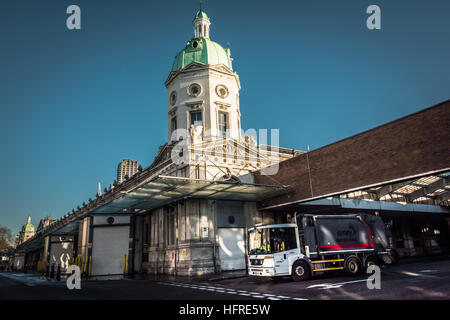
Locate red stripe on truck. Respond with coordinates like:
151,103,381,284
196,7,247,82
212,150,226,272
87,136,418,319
360,216,376,248
318,243,374,250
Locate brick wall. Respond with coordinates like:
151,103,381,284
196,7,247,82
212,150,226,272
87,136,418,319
255,100,450,207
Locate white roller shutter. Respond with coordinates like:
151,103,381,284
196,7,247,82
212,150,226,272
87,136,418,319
91,215,130,277
218,228,246,271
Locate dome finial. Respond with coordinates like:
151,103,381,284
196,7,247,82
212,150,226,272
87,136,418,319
193,3,211,39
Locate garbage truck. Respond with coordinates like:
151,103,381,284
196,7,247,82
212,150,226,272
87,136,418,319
247,213,398,281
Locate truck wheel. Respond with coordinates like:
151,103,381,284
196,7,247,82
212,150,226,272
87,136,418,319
291,260,310,282
345,256,363,275
364,255,378,269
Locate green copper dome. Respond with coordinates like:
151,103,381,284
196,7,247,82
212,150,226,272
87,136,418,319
21,217,35,233
194,10,209,20
171,37,232,72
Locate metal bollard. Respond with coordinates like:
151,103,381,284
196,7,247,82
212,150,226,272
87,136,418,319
56,265,61,281
45,264,50,277
50,264,55,278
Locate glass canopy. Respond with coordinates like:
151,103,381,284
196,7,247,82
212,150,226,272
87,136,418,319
91,175,288,214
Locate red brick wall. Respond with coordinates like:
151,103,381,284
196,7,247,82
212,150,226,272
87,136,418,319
255,100,450,207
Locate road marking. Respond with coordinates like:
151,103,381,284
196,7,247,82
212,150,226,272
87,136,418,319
155,281,308,300
307,279,367,290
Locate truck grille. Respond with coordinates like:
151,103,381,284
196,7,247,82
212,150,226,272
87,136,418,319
250,259,263,265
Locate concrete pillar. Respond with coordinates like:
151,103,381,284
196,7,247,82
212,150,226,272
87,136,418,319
77,217,90,258
43,236,50,261
133,215,144,273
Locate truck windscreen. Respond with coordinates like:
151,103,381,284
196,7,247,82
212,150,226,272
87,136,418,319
248,227,297,255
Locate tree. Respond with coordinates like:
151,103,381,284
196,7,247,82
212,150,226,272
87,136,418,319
0,225,14,252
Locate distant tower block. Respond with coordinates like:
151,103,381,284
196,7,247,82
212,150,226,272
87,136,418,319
117,159,139,184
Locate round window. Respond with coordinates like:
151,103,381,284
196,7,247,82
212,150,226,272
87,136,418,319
188,83,202,97
215,84,229,99
107,217,115,225
228,216,235,224
192,41,198,48
169,91,177,106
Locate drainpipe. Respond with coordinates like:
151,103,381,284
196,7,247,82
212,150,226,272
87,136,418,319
130,214,136,277
175,203,178,277
212,200,217,274
306,145,314,198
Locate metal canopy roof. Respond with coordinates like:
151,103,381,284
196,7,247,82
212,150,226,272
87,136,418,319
293,198,450,215
344,172,450,206
91,175,288,214
261,171,450,212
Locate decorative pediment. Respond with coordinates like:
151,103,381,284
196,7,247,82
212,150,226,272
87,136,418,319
182,62,208,72
166,63,240,89
190,138,263,162
209,64,234,75
214,101,231,110
186,101,204,109
149,143,174,169
165,62,209,87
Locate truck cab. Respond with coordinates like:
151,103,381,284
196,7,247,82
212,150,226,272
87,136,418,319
247,223,304,278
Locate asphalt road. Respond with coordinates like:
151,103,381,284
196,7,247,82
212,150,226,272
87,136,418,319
1,259,449,300
208,258,450,300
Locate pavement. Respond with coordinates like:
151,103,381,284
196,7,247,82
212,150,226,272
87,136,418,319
1,258,449,300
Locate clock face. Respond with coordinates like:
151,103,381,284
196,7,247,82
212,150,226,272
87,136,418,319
169,91,177,106
216,84,229,99
188,83,201,97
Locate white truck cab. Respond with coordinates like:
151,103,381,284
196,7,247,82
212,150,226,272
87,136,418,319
247,223,305,278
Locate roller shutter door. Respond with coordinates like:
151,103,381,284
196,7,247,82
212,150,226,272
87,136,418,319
91,216,130,277
218,228,246,271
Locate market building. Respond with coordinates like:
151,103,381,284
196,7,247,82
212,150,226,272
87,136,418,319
11,9,449,279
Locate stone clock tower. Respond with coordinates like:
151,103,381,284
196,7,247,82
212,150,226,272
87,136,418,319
165,9,242,143
141,8,301,278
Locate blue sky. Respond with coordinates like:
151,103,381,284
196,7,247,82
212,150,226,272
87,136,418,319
0,0,449,234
